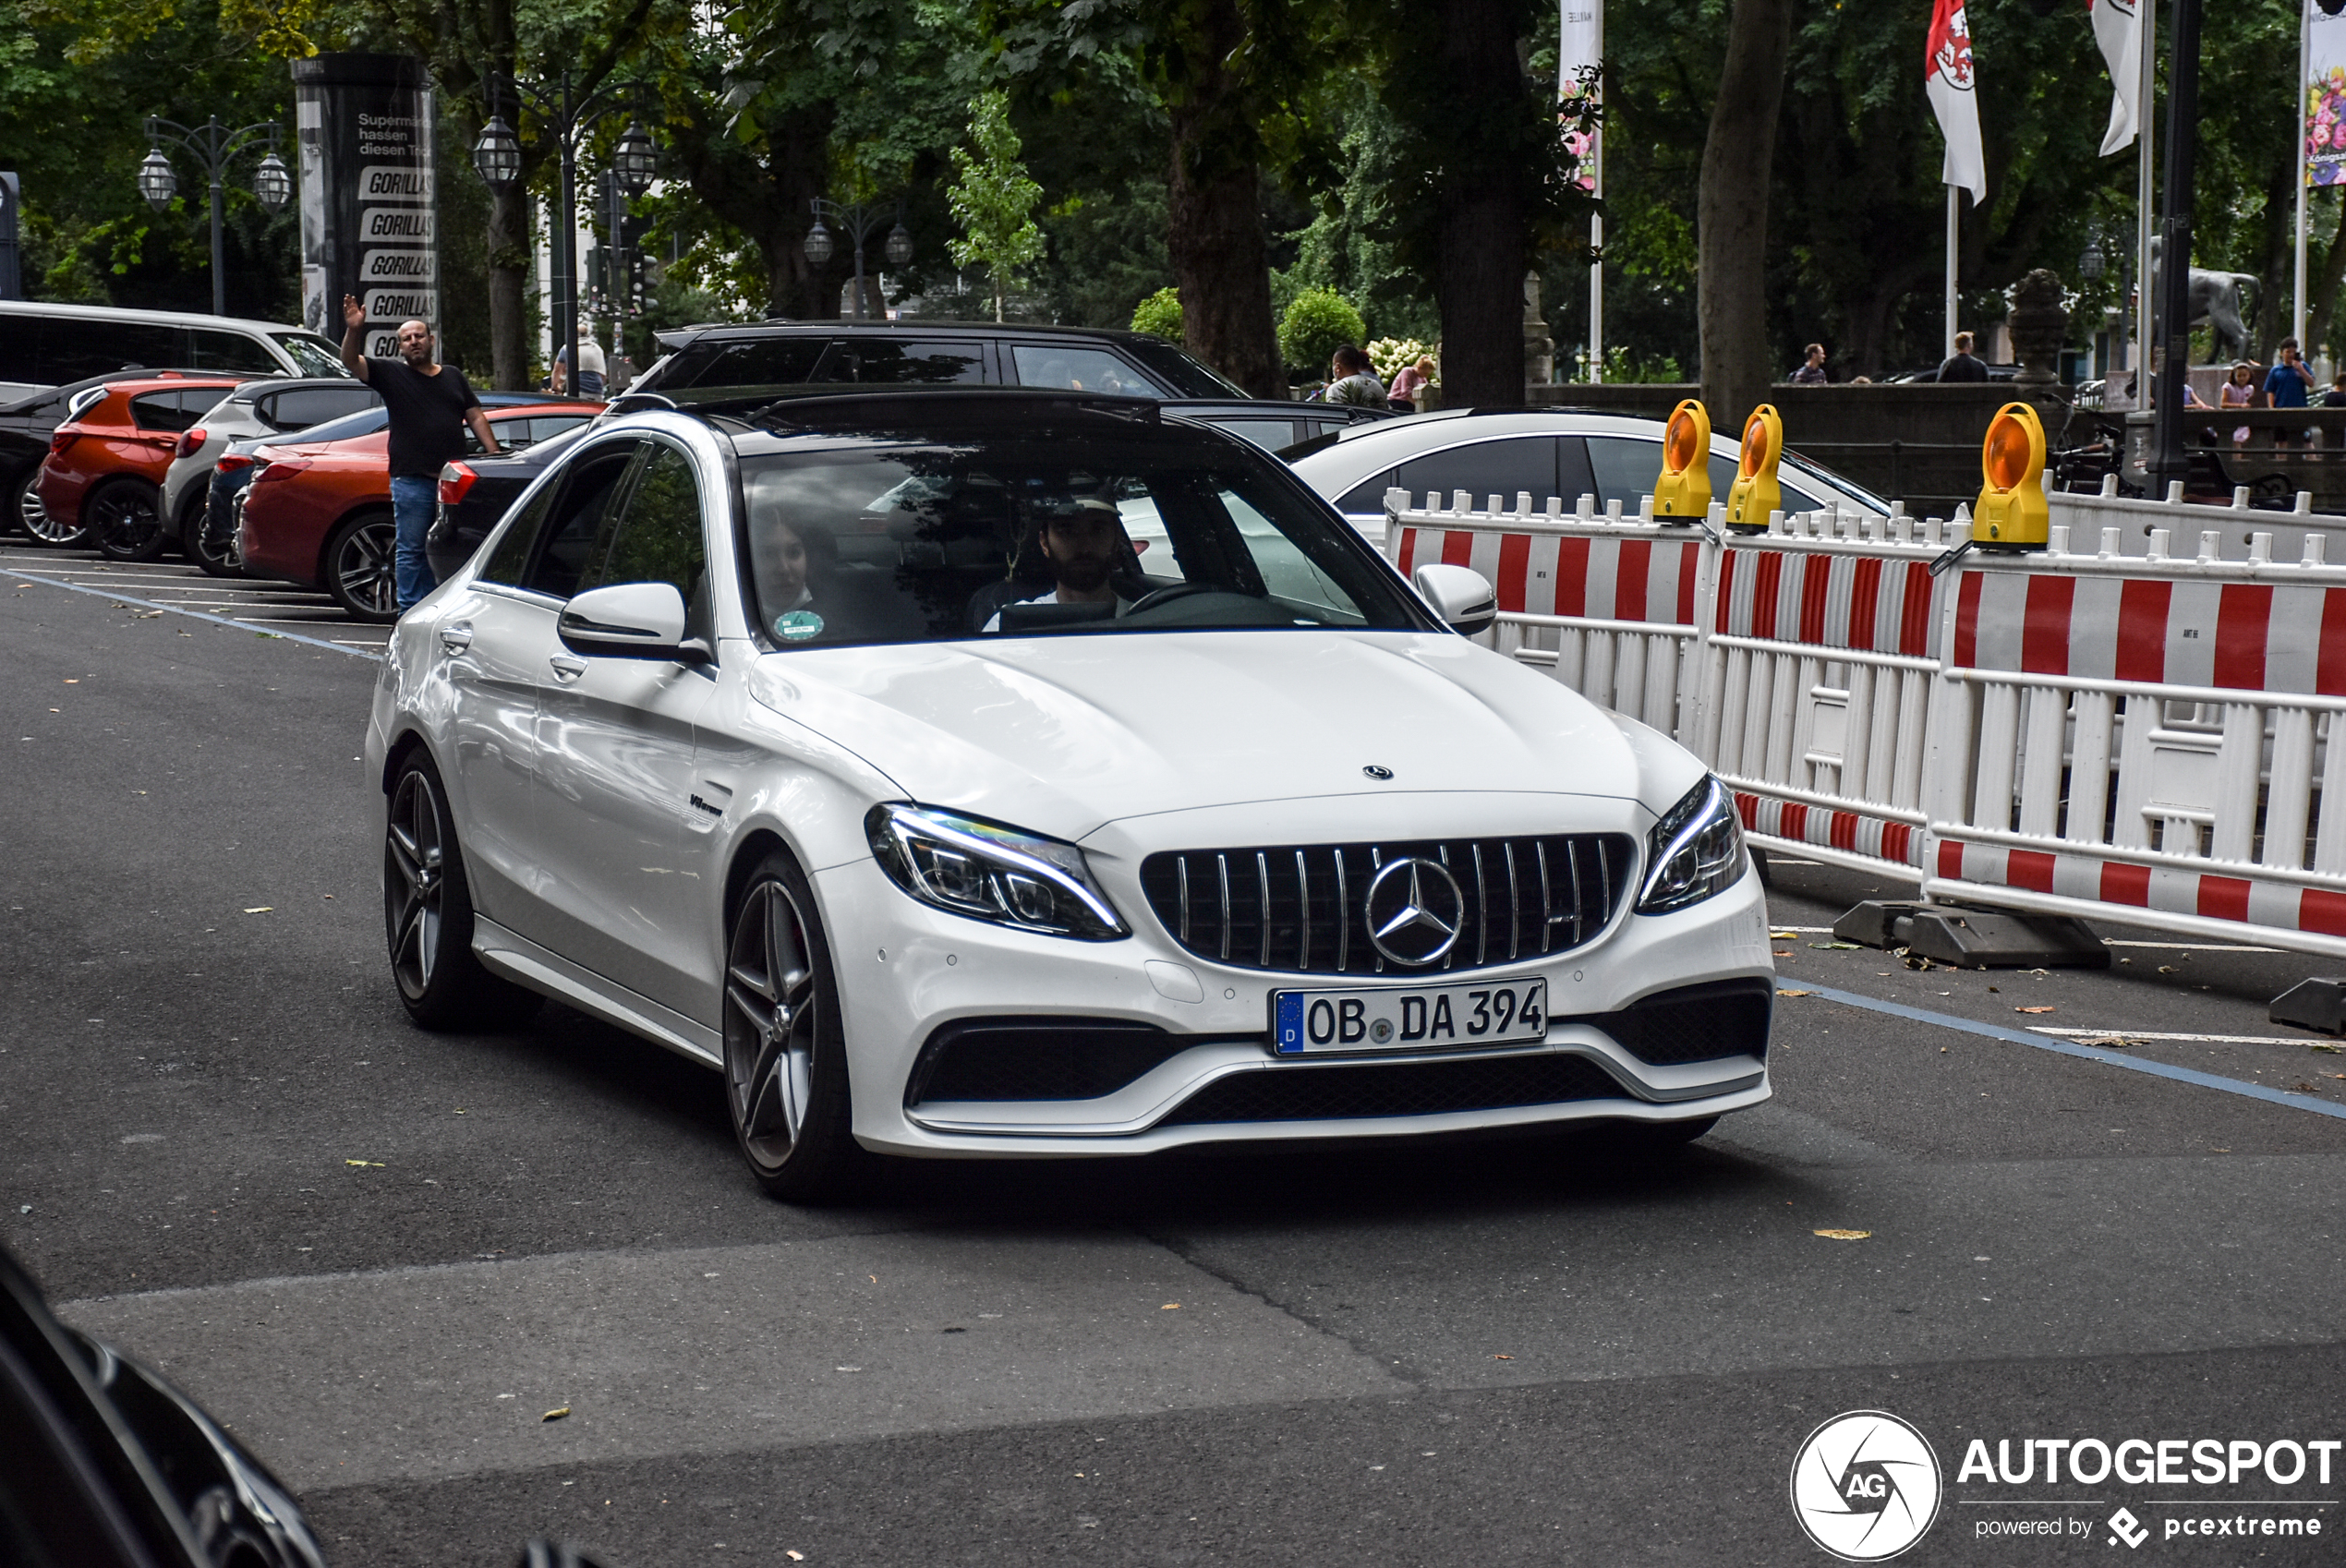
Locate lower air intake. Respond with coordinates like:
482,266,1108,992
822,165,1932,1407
1158,1051,1626,1126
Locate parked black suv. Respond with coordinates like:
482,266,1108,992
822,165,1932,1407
629,320,1249,401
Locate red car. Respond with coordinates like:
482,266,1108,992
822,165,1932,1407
35,375,249,561
236,401,595,622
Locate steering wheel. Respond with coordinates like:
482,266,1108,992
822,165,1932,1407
1126,581,1221,615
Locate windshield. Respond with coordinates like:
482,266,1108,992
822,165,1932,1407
272,333,354,379
740,437,1427,649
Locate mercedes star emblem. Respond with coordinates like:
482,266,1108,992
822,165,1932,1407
1362,765,1394,780
1362,856,1464,967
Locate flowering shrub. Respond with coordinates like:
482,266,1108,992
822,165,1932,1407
1367,338,1434,384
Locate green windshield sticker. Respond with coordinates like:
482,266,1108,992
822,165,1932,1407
775,609,824,641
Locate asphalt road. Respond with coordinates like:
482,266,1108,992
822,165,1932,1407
5,567,2345,1568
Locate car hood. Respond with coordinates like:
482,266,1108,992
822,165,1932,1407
753,631,1651,839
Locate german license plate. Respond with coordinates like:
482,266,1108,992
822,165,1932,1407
1270,976,1547,1055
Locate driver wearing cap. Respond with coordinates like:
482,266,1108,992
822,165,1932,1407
984,498,1137,631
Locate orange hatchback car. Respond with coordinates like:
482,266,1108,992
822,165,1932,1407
35,375,248,560
236,400,595,622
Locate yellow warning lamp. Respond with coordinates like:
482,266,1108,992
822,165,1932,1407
1973,402,2050,549
1651,399,1712,519
1723,404,1784,531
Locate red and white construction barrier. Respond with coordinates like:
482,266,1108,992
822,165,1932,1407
1385,488,2346,959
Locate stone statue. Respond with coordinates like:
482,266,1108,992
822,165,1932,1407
2006,269,2067,386
1524,272,1554,386
2146,237,2257,365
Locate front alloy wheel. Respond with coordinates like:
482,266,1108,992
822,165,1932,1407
383,755,538,1030
723,855,862,1200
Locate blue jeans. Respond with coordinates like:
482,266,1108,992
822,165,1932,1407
389,475,439,612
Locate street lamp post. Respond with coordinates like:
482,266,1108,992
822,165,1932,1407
804,199,912,320
469,75,656,398
136,116,291,317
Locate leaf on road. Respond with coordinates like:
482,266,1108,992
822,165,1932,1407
1772,948,1794,957
786,1553,804,1562
542,1406,570,1422
1812,1229,1871,1240
132,609,163,619
243,907,272,914
1491,1353,1513,1360
1769,930,1799,940
1776,988,1814,997
2014,1006,2056,1014
344,1159,383,1167
1160,1302,1180,1310
1809,942,1862,950
2310,1043,2342,1054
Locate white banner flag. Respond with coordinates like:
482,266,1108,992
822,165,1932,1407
1927,0,1987,204
1559,0,1601,193
2090,0,2141,155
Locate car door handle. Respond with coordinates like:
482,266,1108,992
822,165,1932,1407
549,654,588,681
439,623,473,654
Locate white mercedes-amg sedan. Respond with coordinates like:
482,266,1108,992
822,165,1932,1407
365,391,1773,1200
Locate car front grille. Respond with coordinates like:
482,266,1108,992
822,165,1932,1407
1158,1052,1626,1126
905,1018,1199,1105
1138,835,1638,977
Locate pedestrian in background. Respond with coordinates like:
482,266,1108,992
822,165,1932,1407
1388,356,1433,412
1937,332,1989,383
554,323,608,400
1322,344,1386,407
2266,337,2316,448
2219,361,2258,450
338,296,501,614
1791,344,1828,384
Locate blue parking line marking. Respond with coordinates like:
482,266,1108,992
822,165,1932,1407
5,569,384,661
1803,983,2346,1121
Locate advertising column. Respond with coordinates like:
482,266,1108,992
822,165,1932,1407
292,53,438,359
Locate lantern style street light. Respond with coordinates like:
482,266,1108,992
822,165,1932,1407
135,115,286,316
2078,236,2105,283
471,76,659,398
804,199,910,319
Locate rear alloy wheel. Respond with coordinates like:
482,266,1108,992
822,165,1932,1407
383,754,540,1031
12,467,84,547
722,852,865,1201
325,511,400,622
86,480,167,561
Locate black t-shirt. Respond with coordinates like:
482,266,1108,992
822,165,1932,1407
1936,352,1989,384
367,357,482,476
2322,389,2346,408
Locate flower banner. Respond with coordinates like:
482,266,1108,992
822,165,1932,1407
2308,1,2346,187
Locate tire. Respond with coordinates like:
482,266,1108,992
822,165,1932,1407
382,754,541,1031
324,510,400,622
721,850,866,1201
187,504,240,577
17,465,87,549
87,479,169,562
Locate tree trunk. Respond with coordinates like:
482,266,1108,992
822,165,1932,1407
1697,0,1794,424
1164,0,1280,397
487,182,530,390
1428,0,1533,406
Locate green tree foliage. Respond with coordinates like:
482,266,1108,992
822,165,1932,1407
947,89,1046,320
1277,284,1365,375
1130,285,1181,337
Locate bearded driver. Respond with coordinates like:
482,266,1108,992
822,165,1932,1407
339,296,501,613
985,498,1135,631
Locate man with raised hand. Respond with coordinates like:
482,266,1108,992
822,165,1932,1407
340,296,501,613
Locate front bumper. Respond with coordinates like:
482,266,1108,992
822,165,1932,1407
817,844,1775,1160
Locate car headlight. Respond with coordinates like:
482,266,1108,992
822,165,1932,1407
866,803,1129,941
1636,776,1747,914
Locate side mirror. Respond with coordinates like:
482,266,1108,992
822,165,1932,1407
1413,562,1497,637
557,581,702,662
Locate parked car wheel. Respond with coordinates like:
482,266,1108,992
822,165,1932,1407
187,510,240,577
723,850,865,1202
383,753,540,1031
324,510,399,622
86,479,168,561
11,467,84,547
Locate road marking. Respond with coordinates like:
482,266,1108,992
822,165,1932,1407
4,569,383,661
2032,1028,2341,1047
1801,984,2346,1120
